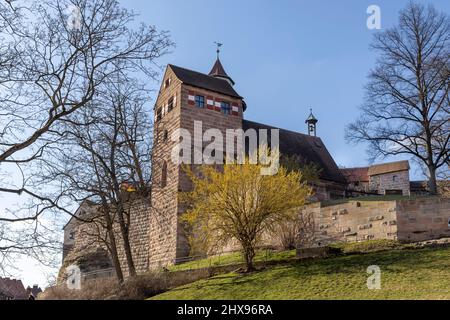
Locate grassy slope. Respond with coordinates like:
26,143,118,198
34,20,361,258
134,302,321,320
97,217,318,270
152,246,450,300
169,250,296,272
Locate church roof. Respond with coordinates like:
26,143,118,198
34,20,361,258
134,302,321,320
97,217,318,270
208,59,235,85
169,64,241,99
242,120,347,184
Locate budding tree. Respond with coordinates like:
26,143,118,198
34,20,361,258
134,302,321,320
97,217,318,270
182,149,312,272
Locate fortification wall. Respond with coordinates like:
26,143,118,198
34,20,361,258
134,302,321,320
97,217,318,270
302,200,399,245
61,196,150,280
396,197,450,242
300,197,450,246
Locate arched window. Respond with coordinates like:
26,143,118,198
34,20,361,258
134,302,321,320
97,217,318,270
161,162,168,188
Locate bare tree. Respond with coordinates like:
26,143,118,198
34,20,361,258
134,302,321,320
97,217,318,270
38,74,153,283
346,1,449,194
0,0,172,274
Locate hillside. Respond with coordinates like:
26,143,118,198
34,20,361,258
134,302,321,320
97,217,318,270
151,245,450,300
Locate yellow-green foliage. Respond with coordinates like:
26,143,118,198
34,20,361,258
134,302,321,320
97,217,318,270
181,147,312,270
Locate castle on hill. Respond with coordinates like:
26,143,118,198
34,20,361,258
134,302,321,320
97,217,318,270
61,56,421,280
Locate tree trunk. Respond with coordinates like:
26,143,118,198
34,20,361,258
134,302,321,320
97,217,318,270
101,201,125,284
428,164,438,195
243,245,256,273
116,205,137,277
107,228,125,284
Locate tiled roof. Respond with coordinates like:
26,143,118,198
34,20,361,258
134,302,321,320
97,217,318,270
242,120,347,184
368,160,410,176
340,167,370,183
0,277,28,300
169,64,242,99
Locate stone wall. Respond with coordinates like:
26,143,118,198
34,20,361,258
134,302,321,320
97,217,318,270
303,200,399,245
369,170,410,196
301,197,450,246
149,66,244,268
149,67,183,268
61,196,150,280
396,197,450,242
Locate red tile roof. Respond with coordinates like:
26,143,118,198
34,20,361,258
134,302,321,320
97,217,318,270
340,167,370,183
367,160,410,176
0,277,28,300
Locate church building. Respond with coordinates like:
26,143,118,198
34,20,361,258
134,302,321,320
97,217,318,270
149,56,347,266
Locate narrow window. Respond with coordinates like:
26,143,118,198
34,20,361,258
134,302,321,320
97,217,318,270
163,130,169,141
393,175,398,182
69,232,75,240
168,96,174,112
195,95,205,108
165,78,171,89
221,102,231,115
156,107,162,122
161,162,167,188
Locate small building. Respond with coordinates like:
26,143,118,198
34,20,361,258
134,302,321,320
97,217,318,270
340,167,369,193
62,200,99,261
341,160,410,196
26,285,42,300
0,277,28,300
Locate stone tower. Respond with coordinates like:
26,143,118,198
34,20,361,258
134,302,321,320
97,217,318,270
148,59,245,267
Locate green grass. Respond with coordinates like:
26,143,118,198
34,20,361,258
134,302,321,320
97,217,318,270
152,246,450,300
329,239,406,254
169,249,296,272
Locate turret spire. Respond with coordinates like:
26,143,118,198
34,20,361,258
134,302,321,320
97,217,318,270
209,43,235,86
305,108,318,136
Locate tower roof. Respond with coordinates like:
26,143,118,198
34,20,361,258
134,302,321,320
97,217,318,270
209,58,235,85
168,64,241,99
305,109,318,124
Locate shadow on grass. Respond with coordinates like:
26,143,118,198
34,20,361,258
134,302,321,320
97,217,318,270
152,246,450,300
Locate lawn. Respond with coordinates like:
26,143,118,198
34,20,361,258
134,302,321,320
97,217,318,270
152,246,450,300
168,249,296,272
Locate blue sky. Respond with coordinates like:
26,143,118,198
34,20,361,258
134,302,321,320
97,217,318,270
123,0,449,179
15,0,450,288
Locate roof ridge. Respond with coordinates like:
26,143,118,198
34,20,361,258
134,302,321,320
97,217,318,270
168,64,242,99
243,119,319,140
370,160,409,166
169,64,224,82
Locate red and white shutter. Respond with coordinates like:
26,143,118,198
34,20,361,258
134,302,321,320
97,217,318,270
206,96,214,110
214,99,221,112
232,103,239,116
188,91,195,106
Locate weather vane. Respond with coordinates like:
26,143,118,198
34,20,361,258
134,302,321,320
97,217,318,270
214,42,223,59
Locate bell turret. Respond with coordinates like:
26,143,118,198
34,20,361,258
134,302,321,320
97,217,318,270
305,108,318,136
